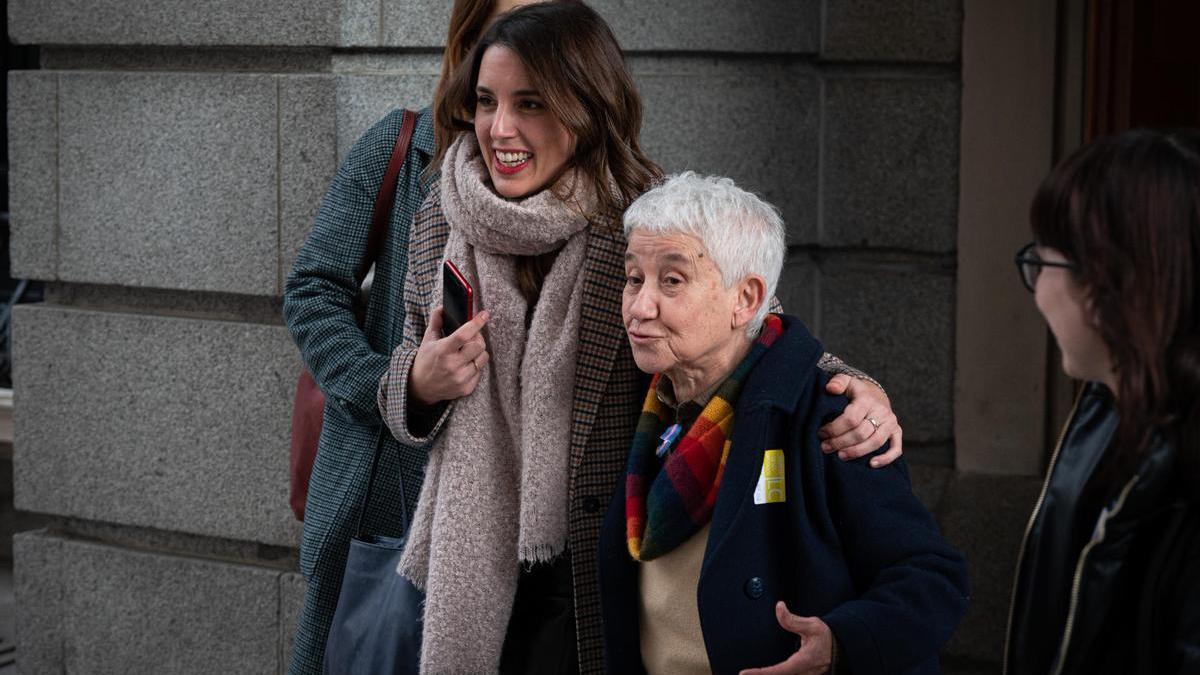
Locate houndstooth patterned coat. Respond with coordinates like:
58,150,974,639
283,107,436,675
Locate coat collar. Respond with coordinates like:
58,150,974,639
413,105,436,157
737,313,825,414
567,219,629,484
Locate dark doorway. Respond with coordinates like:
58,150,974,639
1087,0,1200,138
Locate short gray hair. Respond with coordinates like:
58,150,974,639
623,172,786,335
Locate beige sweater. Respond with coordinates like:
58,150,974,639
639,523,714,674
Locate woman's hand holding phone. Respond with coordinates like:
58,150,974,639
409,307,491,406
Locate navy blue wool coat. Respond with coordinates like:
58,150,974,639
598,314,969,675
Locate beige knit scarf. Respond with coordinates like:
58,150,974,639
397,133,593,673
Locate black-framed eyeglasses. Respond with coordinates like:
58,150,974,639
1014,242,1077,292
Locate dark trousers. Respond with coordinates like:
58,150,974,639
500,551,580,675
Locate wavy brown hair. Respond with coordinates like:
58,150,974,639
1031,128,1200,490
433,1,662,218
433,0,502,132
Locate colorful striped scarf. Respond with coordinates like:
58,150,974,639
625,314,784,561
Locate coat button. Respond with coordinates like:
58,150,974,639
744,577,765,599
583,497,601,513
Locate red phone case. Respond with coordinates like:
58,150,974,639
443,260,474,333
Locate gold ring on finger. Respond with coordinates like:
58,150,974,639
866,416,880,431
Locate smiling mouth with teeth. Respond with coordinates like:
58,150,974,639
496,151,532,167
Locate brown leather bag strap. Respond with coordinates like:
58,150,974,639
359,108,418,283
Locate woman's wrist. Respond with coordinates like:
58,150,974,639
408,363,439,409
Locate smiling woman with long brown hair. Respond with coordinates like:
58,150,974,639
1006,128,1200,675
379,8,663,670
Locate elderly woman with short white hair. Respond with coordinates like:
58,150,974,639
596,172,969,675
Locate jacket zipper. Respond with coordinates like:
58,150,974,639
1002,387,1084,675
1048,472,1140,675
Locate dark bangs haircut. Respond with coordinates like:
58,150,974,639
1031,128,1200,489
433,0,663,217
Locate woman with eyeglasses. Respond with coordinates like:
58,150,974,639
1005,128,1200,675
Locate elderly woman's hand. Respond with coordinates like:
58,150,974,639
818,374,902,468
738,602,834,675
409,308,491,406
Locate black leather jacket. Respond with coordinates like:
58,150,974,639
1004,384,1200,675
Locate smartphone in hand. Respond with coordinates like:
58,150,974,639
442,260,474,335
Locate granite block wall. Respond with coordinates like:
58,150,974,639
7,0,339,46
15,531,303,674
8,70,337,294
6,1,1030,672
12,305,301,546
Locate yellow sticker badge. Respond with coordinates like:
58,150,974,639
753,449,786,504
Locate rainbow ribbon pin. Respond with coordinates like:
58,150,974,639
656,423,682,459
